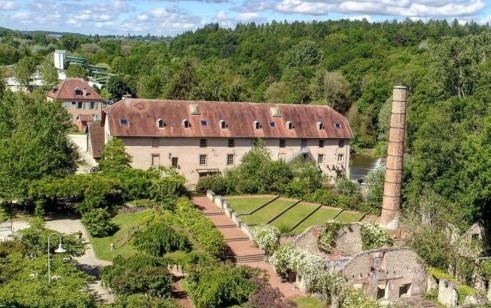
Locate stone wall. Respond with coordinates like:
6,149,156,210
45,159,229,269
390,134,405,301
340,248,426,300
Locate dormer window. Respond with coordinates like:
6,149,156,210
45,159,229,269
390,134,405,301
190,104,200,115
157,119,164,128
200,120,208,126
120,118,129,126
183,119,190,128
317,122,325,130
253,121,261,129
335,123,342,128
219,120,227,129
286,121,294,130
271,106,281,117
269,121,276,128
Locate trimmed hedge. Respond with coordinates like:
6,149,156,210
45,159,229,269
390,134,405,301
175,198,227,259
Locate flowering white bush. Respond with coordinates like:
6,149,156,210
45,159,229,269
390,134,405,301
359,222,393,250
270,244,298,277
252,225,280,254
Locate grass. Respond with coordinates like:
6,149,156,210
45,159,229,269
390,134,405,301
336,210,364,222
225,195,276,214
241,198,297,225
271,202,319,231
292,296,324,308
91,210,155,261
291,207,342,233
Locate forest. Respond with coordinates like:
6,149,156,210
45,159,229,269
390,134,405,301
2,18,491,276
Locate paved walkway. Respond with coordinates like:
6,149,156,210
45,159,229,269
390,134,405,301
192,197,303,299
45,218,114,304
68,134,97,174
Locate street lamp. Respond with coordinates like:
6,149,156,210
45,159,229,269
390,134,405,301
47,232,66,283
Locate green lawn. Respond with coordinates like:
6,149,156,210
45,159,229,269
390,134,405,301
241,198,297,225
336,210,364,222
291,207,342,233
271,202,318,231
292,296,325,308
225,196,276,214
91,210,155,261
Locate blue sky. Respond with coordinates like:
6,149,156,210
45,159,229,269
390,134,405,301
0,0,490,36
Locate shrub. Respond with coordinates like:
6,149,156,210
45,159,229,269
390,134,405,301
318,221,342,253
248,276,296,308
132,222,191,256
252,225,280,255
101,255,173,297
196,175,227,195
336,178,360,198
187,264,256,308
114,295,178,308
81,208,118,237
359,223,393,250
175,198,226,258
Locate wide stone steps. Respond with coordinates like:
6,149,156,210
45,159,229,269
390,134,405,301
234,253,267,263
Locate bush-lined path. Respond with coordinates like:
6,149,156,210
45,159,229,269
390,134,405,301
192,196,304,299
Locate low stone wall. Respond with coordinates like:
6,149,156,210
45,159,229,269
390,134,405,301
206,190,254,240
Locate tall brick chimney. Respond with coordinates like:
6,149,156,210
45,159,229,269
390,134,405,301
381,86,408,230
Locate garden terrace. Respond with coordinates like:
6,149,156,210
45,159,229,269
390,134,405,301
225,196,365,234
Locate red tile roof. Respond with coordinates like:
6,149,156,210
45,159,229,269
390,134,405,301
77,114,94,122
105,99,353,139
47,78,103,101
88,123,104,159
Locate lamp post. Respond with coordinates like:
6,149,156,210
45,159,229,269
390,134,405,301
47,232,66,283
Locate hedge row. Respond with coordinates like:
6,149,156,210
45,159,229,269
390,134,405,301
175,198,227,259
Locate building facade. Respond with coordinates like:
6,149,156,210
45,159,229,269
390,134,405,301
47,78,104,131
102,99,353,186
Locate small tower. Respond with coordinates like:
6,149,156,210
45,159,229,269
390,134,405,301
54,50,66,70
381,86,408,230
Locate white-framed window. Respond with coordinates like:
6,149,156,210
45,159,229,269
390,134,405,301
286,121,294,130
338,154,344,162
220,120,227,129
199,154,207,166
317,121,325,130
253,121,260,129
318,154,324,164
183,119,190,128
227,154,234,165
157,119,164,128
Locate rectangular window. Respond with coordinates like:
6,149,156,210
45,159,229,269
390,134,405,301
64,102,71,109
200,139,207,148
269,121,276,127
279,139,285,148
318,154,324,164
338,154,344,162
228,139,235,147
172,157,178,168
339,140,345,148
319,140,324,148
200,120,208,126
120,119,129,125
90,102,97,109
77,102,83,109
199,154,207,166
227,154,234,166
151,154,160,166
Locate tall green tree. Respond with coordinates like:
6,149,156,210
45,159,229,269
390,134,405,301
107,75,132,101
40,61,58,88
14,56,37,89
99,138,132,172
0,92,77,200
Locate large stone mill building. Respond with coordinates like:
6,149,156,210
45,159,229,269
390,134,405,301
94,99,353,186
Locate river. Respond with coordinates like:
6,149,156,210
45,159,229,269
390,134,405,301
349,155,385,182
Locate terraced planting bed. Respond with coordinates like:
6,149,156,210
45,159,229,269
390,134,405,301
224,196,367,234
240,198,297,225
224,195,276,214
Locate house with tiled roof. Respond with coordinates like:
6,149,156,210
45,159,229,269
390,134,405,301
47,78,103,131
98,98,353,186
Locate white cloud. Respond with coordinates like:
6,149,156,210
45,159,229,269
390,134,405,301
0,1,17,10
274,0,486,17
238,12,261,22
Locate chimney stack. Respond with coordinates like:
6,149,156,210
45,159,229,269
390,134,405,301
381,86,408,230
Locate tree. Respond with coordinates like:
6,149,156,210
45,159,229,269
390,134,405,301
132,221,191,256
321,71,352,113
40,61,58,88
107,75,132,101
99,138,132,172
14,56,37,89
284,40,322,67
60,34,82,52
0,92,77,201
66,64,87,78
